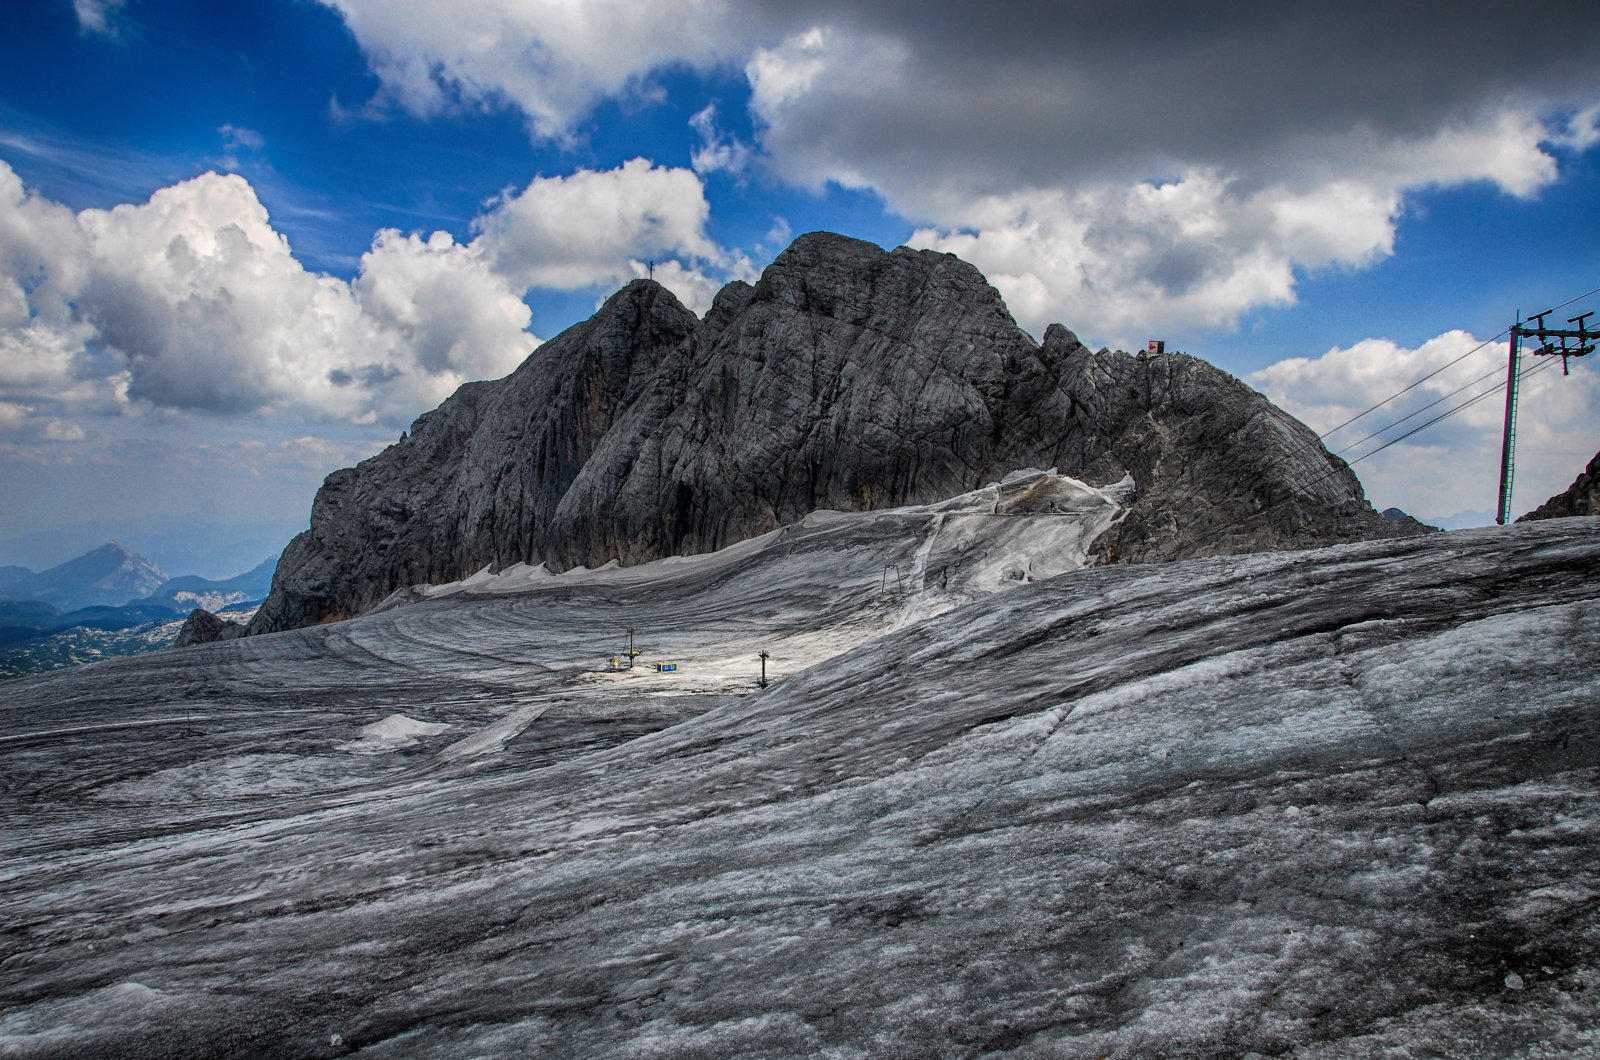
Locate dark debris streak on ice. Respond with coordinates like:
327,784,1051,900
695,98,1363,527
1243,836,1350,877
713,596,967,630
1,492,1599,1058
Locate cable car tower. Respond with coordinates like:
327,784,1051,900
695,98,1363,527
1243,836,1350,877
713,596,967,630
1495,308,1597,524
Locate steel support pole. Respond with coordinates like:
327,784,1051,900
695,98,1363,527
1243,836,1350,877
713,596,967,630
1496,327,1522,525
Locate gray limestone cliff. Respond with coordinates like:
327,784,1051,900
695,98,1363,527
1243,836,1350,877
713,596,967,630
248,279,696,633
1518,448,1600,521
250,232,1419,635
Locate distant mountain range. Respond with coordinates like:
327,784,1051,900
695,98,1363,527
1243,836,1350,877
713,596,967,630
0,599,189,649
0,543,276,613
139,555,278,612
0,545,277,669
0,542,166,611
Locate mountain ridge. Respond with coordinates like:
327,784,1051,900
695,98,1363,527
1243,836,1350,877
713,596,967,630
0,542,167,611
250,232,1422,636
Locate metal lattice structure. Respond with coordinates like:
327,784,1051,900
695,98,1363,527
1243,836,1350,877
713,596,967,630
1496,310,1596,525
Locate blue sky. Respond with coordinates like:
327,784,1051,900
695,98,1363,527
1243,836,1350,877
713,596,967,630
2,0,1598,575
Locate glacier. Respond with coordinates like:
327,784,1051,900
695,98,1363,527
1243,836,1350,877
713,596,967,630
2,478,1598,1057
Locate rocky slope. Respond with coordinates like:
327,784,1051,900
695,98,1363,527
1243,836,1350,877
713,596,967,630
173,607,246,647
250,279,696,632
1520,448,1600,521
251,232,1417,635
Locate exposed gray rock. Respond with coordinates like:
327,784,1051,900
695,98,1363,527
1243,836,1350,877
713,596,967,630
1519,448,1600,521
247,279,697,633
543,233,1064,569
173,607,245,647
1380,505,1440,533
251,232,1421,635
1033,325,1431,564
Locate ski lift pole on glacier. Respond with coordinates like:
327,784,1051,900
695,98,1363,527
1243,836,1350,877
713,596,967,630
1496,308,1598,524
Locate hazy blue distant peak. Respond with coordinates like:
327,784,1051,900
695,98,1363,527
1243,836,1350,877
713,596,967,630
0,541,169,611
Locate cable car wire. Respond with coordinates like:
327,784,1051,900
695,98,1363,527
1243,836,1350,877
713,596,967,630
1177,354,1562,554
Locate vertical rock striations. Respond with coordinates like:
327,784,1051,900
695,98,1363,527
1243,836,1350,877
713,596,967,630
247,280,697,633
250,232,1419,635
543,233,1051,568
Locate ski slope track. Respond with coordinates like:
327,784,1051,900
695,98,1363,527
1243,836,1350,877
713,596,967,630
3,492,1600,1058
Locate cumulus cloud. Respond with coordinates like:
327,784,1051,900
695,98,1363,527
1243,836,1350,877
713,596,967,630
354,229,534,387
0,156,739,436
904,111,1563,337
316,0,757,137
0,161,532,426
1250,331,1600,522
475,158,727,300
316,1,1600,337
753,24,1585,337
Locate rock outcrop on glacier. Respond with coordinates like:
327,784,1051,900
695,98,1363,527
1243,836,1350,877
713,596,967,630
173,607,245,647
1520,448,1600,521
250,232,1418,635
4,505,1599,1058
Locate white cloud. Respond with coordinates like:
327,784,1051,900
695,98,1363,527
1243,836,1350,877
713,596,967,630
739,19,1572,341
474,158,731,312
1250,331,1600,522
309,3,1600,339
689,104,752,177
354,228,534,407
904,113,1565,340
0,156,741,434
72,0,126,36
908,175,1296,339
0,161,537,426
317,0,748,138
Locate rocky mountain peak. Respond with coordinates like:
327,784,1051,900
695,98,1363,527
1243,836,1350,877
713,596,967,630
0,541,169,611
248,232,1421,636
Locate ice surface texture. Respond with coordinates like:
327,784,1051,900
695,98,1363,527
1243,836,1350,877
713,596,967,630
250,232,1419,635
3,511,1599,1057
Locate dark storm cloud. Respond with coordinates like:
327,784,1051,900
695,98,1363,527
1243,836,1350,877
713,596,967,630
741,0,1600,192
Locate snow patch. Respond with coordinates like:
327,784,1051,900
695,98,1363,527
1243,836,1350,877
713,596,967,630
338,714,452,755
438,705,549,761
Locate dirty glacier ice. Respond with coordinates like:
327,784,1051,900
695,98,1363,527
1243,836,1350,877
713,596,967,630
2,485,1599,1057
